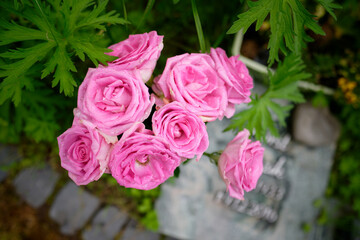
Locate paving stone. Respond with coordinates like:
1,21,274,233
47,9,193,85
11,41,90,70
121,219,160,240
50,182,100,235
0,144,22,166
13,165,59,208
82,206,128,240
0,170,7,183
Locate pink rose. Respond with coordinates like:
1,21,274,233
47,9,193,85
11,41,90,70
109,123,181,190
77,67,154,136
210,48,253,108
57,117,117,185
107,31,164,82
218,129,264,200
152,53,230,122
152,102,209,161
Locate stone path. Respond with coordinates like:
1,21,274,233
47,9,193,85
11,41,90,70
0,144,167,240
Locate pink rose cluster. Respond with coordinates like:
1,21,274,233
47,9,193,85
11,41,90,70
57,31,263,198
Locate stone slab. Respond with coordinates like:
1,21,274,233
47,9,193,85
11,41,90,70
13,165,59,208
82,206,128,240
50,182,100,235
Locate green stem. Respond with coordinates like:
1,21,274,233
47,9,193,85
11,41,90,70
134,0,155,33
203,151,222,166
191,0,206,53
122,0,129,33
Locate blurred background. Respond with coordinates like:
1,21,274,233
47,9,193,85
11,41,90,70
0,0,360,239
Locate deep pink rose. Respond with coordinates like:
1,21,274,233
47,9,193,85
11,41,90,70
77,67,154,136
210,48,253,110
218,129,264,200
152,53,230,122
152,102,209,161
57,117,117,185
107,31,164,82
109,123,181,190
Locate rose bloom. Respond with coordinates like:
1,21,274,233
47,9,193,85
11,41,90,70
152,102,209,161
107,31,164,83
218,129,264,200
57,117,117,185
210,48,253,111
109,123,181,190
152,53,231,122
77,67,154,136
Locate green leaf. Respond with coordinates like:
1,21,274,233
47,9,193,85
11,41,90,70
0,42,55,105
317,0,342,20
74,0,128,31
24,117,60,142
140,210,159,231
69,39,116,66
45,43,77,96
0,19,49,45
226,55,310,141
0,0,127,103
227,0,326,65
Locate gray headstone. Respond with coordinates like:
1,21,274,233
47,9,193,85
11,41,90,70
50,182,100,235
82,206,128,240
121,219,160,240
13,165,59,208
292,103,341,146
156,115,336,240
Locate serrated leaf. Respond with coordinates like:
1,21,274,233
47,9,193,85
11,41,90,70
45,43,77,96
74,0,128,31
24,117,59,142
0,19,48,45
228,0,327,65
227,55,310,141
317,0,342,20
69,39,116,66
0,42,55,105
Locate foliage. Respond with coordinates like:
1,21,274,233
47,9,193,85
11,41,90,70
125,187,161,231
226,55,310,141
0,0,127,143
227,0,340,65
0,0,127,105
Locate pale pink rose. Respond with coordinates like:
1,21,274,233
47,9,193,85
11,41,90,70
57,117,117,185
210,48,253,111
77,67,154,136
152,53,230,122
107,31,164,82
109,123,181,190
218,129,264,200
152,102,209,161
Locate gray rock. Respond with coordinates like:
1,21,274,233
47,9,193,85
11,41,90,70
13,165,59,208
292,103,341,146
82,206,128,240
0,144,22,167
121,219,160,240
50,182,100,235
